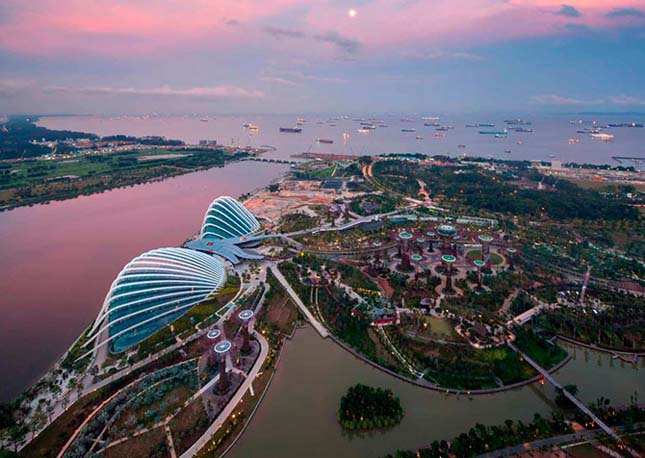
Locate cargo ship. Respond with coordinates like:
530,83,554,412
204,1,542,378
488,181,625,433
401,128,416,132
608,122,643,128
504,119,532,125
280,127,302,133
479,129,508,135
317,138,334,144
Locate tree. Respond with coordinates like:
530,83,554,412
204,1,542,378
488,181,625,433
7,424,27,452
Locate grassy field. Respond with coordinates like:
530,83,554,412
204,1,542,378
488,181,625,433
424,316,456,338
465,250,504,265
0,148,242,210
105,427,168,458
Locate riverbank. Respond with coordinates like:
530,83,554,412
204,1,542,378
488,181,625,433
556,335,645,358
329,332,572,396
225,326,644,458
0,148,249,212
0,161,290,401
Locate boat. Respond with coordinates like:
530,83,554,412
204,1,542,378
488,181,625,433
436,126,449,131
425,122,441,127
280,127,302,133
512,127,533,133
200,118,208,122
568,138,580,144
465,124,477,128
458,144,466,148
317,138,334,144
357,128,370,134
480,129,508,135
504,150,512,154
494,133,507,138
549,154,556,158
591,133,614,141
401,128,416,132
422,116,440,120
364,125,377,130
416,136,424,140
504,119,532,125
434,132,445,138
608,122,643,128
478,123,495,127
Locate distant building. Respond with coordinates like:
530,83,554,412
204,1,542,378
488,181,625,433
550,160,562,170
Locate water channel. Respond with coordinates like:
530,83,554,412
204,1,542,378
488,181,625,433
228,327,643,458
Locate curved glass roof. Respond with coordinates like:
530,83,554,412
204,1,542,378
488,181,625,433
200,196,261,240
88,247,227,353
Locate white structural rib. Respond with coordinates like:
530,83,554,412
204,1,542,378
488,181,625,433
86,247,226,353
199,196,261,239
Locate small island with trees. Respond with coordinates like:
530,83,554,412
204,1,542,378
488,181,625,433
338,384,404,431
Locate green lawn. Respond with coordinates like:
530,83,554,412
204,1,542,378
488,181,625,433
465,250,503,265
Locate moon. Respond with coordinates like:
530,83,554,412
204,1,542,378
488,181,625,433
348,9,357,18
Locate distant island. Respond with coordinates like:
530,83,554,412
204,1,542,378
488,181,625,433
338,384,404,430
0,117,259,211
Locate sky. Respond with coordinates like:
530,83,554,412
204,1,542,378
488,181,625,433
1,0,645,115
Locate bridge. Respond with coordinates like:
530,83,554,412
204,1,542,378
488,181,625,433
507,342,625,446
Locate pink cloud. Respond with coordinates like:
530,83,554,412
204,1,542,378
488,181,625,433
0,0,643,57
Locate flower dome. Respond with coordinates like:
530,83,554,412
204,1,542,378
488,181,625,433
88,247,227,353
200,196,260,240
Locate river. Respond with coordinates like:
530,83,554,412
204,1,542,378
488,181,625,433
0,161,289,401
227,327,644,458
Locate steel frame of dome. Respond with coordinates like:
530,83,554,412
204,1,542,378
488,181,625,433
200,196,261,240
85,247,227,354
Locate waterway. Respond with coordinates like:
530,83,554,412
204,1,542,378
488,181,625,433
227,327,644,458
0,161,289,401
38,114,645,167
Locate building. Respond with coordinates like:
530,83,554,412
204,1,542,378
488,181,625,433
200,196,261,240
86,248,227,353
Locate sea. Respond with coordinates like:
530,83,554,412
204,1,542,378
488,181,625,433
38,113,645,167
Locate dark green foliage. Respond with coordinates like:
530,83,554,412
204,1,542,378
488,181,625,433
383,412,571,458
373,159,639,221
536,288,645,351
0,117,96,159
338,384,403,430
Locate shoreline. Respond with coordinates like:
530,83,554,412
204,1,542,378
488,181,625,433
557,335,645,358
0,156,246,213
327,332,573,396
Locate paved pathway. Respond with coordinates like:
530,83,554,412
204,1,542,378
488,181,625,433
271,265,329,338
178,332,269,458
507,342,623,445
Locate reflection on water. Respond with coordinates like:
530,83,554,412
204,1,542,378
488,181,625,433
0,161,288,401
228,328,642,458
